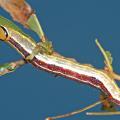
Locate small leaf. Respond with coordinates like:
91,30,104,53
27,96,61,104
26,14,44,39
105,51,113,64
39,39,54,55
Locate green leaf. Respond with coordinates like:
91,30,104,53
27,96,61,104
0,16,23,33
0,16,35,40
26,14,45,39
105,51,113,64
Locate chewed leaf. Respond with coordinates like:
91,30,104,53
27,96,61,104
105,51,113,64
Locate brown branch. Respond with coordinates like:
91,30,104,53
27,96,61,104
0,0,33,25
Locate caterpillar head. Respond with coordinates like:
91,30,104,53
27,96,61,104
0,26,8,41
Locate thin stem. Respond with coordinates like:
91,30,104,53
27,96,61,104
0,59,26,76
86,111,120,116
46,100,105,120
112,72,120,81
95,39,113,72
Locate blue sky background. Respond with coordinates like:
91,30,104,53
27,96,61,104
0,0,120,120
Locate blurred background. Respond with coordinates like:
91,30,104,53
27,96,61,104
0,0,120,120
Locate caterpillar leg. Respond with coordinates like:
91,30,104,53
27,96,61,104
26,43,41,61
26,40,54,61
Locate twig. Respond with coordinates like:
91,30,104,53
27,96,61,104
0,59,27,76
86,111,120,116
95,39,113,72
111,72,120,81
46,100,105,120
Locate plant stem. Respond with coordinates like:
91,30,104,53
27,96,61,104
0,59,26,76
87,111,120,116
46,100,104,120
95,39,113,72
